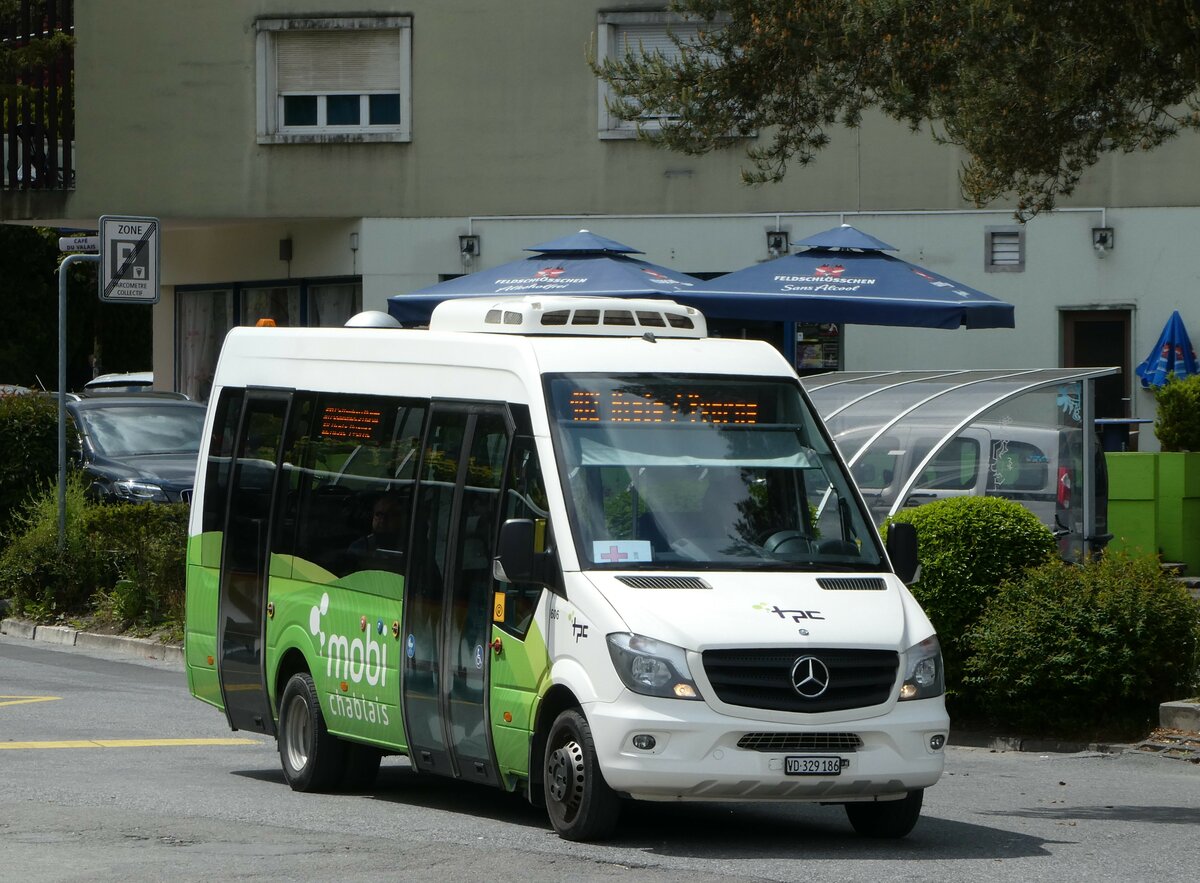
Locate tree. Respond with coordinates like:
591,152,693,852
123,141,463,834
595,1,1200,220
0,225,152,391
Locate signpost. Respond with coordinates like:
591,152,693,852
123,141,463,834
99,214,160,304
54,215,161,548
58,235,99,253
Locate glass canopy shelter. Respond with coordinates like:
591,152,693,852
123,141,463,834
800,368,1120,561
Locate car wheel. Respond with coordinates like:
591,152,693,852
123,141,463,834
543,708,621,841
278,672,344,792
845,789,924,838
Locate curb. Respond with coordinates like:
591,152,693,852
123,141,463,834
949,731,1128,755
2,617,183,666
1159,700,1200,732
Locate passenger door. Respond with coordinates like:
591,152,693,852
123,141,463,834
402,403,509,785
216,390,290,735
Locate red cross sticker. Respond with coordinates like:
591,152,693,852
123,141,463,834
600,545,629,563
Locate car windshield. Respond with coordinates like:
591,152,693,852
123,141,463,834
77,404,205,457
545,373,883,571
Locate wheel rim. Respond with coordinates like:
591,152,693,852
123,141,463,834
546,737,585,822
283,693,311,774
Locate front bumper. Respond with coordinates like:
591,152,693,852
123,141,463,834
585,692,948,802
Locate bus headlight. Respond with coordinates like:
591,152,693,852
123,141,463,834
607,633,703,700
899,635,944,701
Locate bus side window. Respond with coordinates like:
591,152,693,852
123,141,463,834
201,388,244,567
284,394,425,582
495,437,551,637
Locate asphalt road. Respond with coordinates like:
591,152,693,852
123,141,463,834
2,632,1199,882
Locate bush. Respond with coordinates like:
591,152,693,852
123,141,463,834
887,496,1057,700
1152,373,1200,452
0,475,102,618
0,392,62,538
965,552,1200,738
87,502,188,630
0,479,188,634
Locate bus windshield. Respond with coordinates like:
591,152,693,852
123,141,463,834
545,373,884,571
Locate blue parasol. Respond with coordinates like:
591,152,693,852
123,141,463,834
387,230,703,325
676,224,1015,329
1135,310,1199,388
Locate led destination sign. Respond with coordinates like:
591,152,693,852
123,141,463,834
567,390,760,424
321,406,383,440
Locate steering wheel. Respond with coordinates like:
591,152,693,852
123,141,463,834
760,530,814,555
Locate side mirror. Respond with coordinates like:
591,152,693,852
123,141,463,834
886,521,919,584
494,518,535,584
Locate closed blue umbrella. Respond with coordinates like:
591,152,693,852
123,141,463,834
676,224,1015,329
1135,310,1199,388
387,230,703,325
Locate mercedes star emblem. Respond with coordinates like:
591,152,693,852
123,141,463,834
790,656,831,698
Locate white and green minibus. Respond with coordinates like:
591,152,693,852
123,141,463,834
185,295,948,841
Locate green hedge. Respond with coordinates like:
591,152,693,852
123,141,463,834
1153,373,1200,452
887,496,1058,702
0,392,62,538
965,552,1200,738
0,477,187,634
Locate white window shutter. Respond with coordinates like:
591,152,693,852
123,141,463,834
277,30,401,92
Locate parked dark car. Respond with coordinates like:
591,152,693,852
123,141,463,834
66,395,207,503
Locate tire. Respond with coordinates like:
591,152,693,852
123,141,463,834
845,789,924,838
342,743,383,791
543,708,621,841
278,672,345,792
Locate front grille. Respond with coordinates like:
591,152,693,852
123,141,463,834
702,648,899,713
616,575,711,589
737,732,863,752
816,577,886,591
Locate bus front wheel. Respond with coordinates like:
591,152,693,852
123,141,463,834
844,789,924,838
543,708,621,841
278,672,344,792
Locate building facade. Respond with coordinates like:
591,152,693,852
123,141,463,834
4,1,1199,449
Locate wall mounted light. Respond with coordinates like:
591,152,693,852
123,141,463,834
459,234,480,259
1092,227,1114,258
766,230,789,258
349,232,359,252
278,237,293,262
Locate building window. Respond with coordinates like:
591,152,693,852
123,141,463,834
256,17,412,144
596,12,704,139
985,227,1025,272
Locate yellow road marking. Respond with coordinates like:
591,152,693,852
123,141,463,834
0,738,260,750
0,695,63,708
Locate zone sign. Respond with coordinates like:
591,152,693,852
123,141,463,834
99,215,161,304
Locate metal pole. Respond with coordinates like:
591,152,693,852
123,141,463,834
57,252,100,550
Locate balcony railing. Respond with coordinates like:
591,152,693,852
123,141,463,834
1,1,75,191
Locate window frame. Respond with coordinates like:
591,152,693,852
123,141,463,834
985,226,1025,273
596,11,704,140
256,16,412,145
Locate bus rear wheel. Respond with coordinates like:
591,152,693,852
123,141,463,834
278,672,344,792
543,709,621,841
844,789,924,838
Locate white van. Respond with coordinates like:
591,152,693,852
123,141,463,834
185,296,948,841
845,421,1086,539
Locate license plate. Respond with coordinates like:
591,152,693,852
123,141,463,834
785,755,843,776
